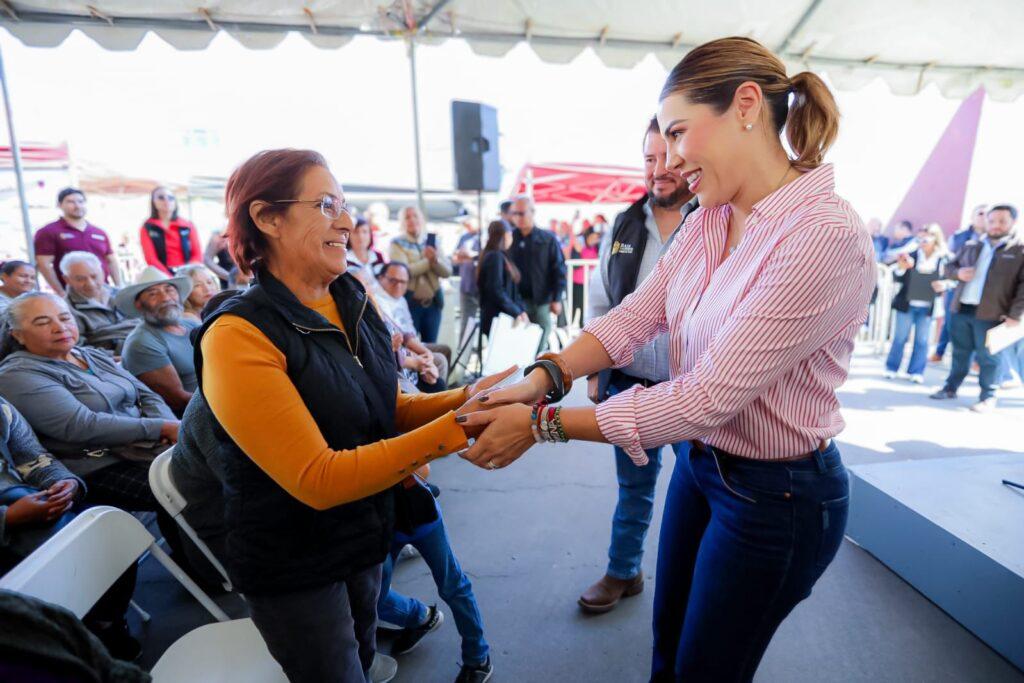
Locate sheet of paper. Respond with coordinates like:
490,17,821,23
985,321,1024,355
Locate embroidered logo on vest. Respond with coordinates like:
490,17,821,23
612,241,634,255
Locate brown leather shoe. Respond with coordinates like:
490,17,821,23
578,572,644,614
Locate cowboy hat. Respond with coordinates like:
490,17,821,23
114,266,193,318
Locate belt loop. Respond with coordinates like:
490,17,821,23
812,445,827,473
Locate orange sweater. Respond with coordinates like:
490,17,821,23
200,293,468,511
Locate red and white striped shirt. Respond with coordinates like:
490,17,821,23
584,164,874,465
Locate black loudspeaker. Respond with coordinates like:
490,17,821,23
451,100,501,192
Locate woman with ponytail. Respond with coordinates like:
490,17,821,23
455,37,875,681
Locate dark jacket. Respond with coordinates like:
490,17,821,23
193,267,398,595
602,194,699,308
0,590,150,683
943,237,1024,321
478,250,524,337
891,250,946,316
510,226,566,305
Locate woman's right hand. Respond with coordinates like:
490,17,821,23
6,491,70,526
160,420,181,445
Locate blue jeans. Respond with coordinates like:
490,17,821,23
606,376,689,580
378,505,489,666
998,337,1024,383
935,289,955,357
885,306,932,376
943,307,1000,400
652,442,849,682
407,296,443,343
0,485,76,566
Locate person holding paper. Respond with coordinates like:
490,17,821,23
930,204,1024,412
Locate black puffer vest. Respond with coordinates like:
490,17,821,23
193,267,398,595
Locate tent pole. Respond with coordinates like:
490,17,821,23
407,35,426,217
0,42,35,264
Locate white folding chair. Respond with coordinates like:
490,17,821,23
149,448,232,592
0,505,227,623
0,506,284,683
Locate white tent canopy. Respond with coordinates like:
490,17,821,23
2,0,1023,101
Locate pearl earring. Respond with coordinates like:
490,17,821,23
744,123,753,131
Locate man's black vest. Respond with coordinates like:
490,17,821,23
603,194,699,306
193,267,398,595
144,219,193,271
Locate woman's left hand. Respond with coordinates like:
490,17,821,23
457,403,535,469
458,365,519,415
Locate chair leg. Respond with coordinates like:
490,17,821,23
129,599,151,623
147,542,230,622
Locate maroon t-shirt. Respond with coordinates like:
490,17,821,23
33,218,114,286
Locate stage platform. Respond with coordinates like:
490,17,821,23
848,453,1024,670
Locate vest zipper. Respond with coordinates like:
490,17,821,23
292,294,369,368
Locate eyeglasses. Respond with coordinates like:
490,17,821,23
383,276,409,287
273,194,353,221
154,194,176,201
510,211,529,217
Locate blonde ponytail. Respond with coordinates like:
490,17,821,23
786,72,840,171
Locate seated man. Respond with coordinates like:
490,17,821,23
117,267,198,415
0,397,140,661
61,251,138,356
376,262,450,393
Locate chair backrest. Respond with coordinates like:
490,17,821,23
149,447,188,516
0,506,153,619
149,447,232,590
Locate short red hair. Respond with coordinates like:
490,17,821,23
225,149,327,274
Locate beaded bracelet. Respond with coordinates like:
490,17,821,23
552,407,568,442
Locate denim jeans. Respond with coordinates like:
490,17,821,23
885,305,932,376
605,376,689,580
998,337,1024,383
651,442,849,682
943,307,1000,400
378,505,489,666
935,289,955,357
524,300,554,353
407,296,443,343
0,485,77,564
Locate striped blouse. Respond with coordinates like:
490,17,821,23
583,164,874,465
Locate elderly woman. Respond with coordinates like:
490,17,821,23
198,149,506,683
389,206,451,343
0,260,36,316
0,293,180,538
176,264,221,323
60,250,138,355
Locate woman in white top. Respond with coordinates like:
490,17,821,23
885,224,949,382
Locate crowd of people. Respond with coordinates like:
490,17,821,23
0,34,1022,683
867,204,1024,412
0,167,605,681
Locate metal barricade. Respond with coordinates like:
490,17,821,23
564,258,599,335
858,263,897,354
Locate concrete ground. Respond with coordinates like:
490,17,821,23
130,347,1023,682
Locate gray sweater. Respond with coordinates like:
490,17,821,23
0,398,85,548
67,287,139,355
0,346,175,475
